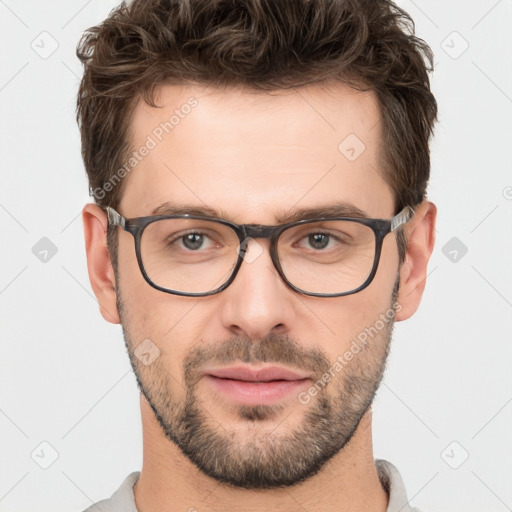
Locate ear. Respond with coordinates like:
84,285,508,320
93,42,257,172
395,201,437,322
82,203,120,324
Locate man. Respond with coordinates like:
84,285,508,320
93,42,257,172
77,0,437,510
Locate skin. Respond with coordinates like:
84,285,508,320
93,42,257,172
83,82,436,512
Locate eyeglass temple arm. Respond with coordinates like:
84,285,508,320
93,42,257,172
390,206,415,232
106,207,127,230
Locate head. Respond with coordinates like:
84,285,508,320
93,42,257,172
79,0,437,490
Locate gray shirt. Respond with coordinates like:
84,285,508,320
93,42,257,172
82,459,420,511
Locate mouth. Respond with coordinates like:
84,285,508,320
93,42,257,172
202,365,312,406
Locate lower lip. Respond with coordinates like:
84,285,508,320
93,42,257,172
204,375,310,405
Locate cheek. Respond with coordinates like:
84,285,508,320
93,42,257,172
117,232,145,287
116,233,202,357
117,231,175,316
308,236,399,353
364,230,401,294
121,289,208,374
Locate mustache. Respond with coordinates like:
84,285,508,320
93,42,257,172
183,333,331,385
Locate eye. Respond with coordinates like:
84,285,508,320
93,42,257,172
306,233,332,250
181,233,207,250
297,231,343,251
169,231,217,251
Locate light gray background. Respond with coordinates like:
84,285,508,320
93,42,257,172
1,1,511,511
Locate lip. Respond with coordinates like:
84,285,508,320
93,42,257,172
206,365,311,382
202,365,312,406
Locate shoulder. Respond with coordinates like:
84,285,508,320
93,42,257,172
81,472,140,512
376,459,422,512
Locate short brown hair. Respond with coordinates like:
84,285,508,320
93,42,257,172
76,0,437,261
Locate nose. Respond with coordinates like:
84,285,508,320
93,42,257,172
219,238,297,341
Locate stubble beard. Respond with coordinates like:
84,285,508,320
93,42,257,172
117,286,397,489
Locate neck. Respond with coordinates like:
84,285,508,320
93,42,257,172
134,395,388,512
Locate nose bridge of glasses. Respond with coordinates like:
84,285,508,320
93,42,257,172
237,224,279,265
241,224,277,240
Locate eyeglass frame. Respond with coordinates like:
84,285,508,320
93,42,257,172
106,205,414,298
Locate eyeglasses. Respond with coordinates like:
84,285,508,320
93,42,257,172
106,206,413,298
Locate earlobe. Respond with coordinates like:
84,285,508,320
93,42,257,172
395,201,437,322
82,203,121,324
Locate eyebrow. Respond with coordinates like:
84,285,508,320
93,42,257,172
150,202,369,224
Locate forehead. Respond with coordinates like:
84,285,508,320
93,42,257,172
120,82,394,221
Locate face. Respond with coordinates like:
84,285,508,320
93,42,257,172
108,83,404,488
